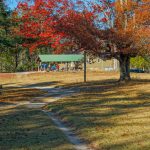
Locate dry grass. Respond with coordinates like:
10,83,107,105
0,72,78,150
1,71,150,87
0,71,120,87
0,107,75,150
47,81,150,149
42,73,150,150
0,88,45,104
0,71,150,150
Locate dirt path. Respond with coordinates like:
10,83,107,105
0,85,90,150
43,110,90,150
25,86,91,150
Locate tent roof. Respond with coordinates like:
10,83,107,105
38,54,84,62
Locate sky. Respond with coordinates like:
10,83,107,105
5,0,21,10
5,0,94,10
5,0,115,10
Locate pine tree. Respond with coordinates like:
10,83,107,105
0,0,24,72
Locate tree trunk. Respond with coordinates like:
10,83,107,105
0,84,2,95
119,54,131,81
15,52,18,71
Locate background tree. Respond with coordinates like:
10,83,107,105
131,56,150,72
0,0,20,72
0,0,35,72
0,0,13,72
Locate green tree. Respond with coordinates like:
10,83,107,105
131,56,150,72
0,0,26,72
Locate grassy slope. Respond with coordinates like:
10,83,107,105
47,80,150,150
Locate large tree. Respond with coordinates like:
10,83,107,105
17,0,150,81
56,0,150,81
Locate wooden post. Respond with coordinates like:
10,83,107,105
84,51,87,83
0,84,2,95
67,62,69,71
40,62,42,71
38,61,40,72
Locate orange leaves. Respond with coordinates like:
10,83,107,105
112,0,150,54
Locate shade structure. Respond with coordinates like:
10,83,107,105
38,54,84,62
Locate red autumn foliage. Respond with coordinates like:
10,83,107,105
16,0,149,55
16,0,111,53
16,0,149,80
16,0,69,53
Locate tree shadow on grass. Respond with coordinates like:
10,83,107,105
47,79,150,149
25,81,60,88
0,88,45,103
95,137,150,150
0,81,62,103
0,107,75,150
61,78,150,90
3,81,60,89
50,92,150,125
0,101,15,105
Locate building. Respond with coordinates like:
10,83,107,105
86,57,119,71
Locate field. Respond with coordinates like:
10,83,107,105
0,71,150,150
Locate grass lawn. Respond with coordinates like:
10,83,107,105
0,73,78,150
46,79,150,150
0,71,150,150
0,88,45,104
0,71,120,87
0,106,75,150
